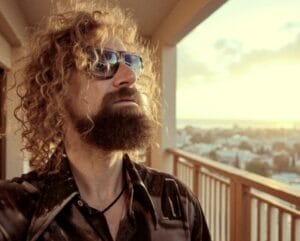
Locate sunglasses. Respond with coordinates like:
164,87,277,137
86,47,144,80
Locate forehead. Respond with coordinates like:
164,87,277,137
103,37,126,51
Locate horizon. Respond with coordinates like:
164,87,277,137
177,117,300,123
176,118,300,129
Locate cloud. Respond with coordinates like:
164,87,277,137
178,32,300,87
177,48,215,88
229,33,300,76
214,38,243,58
281,21,300,31
177,38,243,88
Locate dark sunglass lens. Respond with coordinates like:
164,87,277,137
101,50,118,65
93,50,119,79
86,47,142,79
124,54,143,77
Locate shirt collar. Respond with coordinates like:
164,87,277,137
27,153,157,241
123,154,158,228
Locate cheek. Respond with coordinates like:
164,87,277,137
67,72,108,116
84,82,109,113
87,90,102,110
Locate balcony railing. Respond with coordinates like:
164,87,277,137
166,148,300,241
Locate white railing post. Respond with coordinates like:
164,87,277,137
229,179,251,241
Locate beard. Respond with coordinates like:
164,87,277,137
66,87,154,151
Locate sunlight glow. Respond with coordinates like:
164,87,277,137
177,0,300,123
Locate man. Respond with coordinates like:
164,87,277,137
0,3,210,241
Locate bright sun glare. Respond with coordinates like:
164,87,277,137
177,0,300,124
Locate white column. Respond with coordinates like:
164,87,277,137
5,47,24,178
150,45,177,174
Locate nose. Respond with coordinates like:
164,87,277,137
112,63,136,88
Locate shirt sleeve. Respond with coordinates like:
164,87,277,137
0,181,35,241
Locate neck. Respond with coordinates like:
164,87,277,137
64,125,125,209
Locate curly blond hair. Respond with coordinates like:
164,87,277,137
15,3,160,169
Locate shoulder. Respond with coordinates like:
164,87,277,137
0,170,43,240
134,162,196,201
0,169,44,197
0,169,42,197
135,163,211,240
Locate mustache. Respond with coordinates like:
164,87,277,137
101,87,142,106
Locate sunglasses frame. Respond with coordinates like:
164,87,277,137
86,46,144,80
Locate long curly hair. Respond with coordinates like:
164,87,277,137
15,3,160,169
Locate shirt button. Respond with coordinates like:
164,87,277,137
77,200,84,207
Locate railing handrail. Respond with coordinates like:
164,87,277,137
166,148,300,205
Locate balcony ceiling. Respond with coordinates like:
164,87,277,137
16,0,179,38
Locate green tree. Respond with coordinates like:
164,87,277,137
256,146,270,155
190,133,203,144
233,154,240,168
273,154,290,172
293,142,300,156
208,150,218,161
292,155,296,167
272,142,287,152
184,125,196,136
245,159,270,177
239,141,253,152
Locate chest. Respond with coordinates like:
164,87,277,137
34,202,189,241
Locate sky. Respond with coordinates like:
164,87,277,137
177,0,300,122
